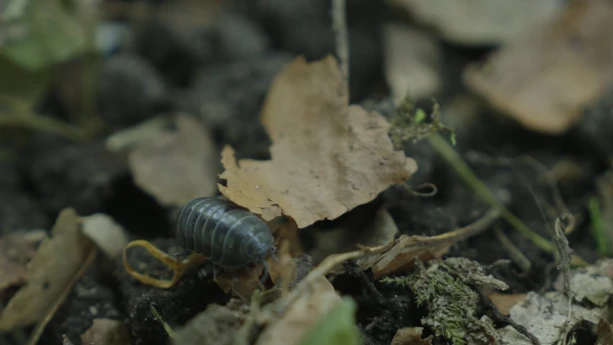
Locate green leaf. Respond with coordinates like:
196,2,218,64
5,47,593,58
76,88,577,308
1,0,90,71
298,297,362,345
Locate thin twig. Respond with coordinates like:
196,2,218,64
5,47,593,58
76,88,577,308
553,215,574,345
494,226,531,273
0,114,87,140
331,0,349,83
478,290,541,345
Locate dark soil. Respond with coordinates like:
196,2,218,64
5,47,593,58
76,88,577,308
0,1,611,345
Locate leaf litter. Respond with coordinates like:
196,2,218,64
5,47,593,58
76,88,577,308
464,0,613,134
0,208,95,331
125,113,220,208
388,0,565,45
113,51,613,345
217,55,418,228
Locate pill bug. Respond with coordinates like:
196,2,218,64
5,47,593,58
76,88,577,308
175,196,276,281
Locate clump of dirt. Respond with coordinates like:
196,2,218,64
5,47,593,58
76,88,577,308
44,263,126,345
20,135,128,217
115,238,229,345
178,53,294,160
0,161,48,231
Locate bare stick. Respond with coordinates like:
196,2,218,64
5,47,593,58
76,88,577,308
332,0,349,83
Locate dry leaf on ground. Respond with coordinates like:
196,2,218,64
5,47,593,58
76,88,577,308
488,292,528,315
391,327,433,345
505,291,602,345
500,261,613,345
383,23,441,103
553,258,613,306
81,214,129,259
218,56,417,228
255,276,342,345
0,230,47,295
128,113,219,207
388,0,565,45
0,208,95,330
464,0,613,134
80,318,132,345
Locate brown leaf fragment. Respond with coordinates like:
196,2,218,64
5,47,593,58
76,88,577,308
128,113,219,208
81,214,129,259
391,327,433,345
255,276,342,345
80,318,132,345
488,292,528,315
388,0,565,45
464,0,613,134
218,56,417,228
0,230,47,294
0,208,94,330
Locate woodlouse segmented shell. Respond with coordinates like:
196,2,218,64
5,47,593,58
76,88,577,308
175,197,275,268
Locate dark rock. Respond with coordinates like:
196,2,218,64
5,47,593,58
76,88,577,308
179,53,294,159
231,0,384,101
0,190,49,231
214,11,272,61
48,265,126,345
0,160,49,231
96,54,167,130
21,135,128,217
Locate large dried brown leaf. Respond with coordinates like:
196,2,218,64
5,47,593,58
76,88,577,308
389,0,565,45
128,114,219,207
0,208,94,330
464,0,613,134
218,56,417,228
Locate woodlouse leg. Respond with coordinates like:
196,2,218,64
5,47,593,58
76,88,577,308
197,261,216,279
197,262,224,280
259,260,271,289
169,249,192,261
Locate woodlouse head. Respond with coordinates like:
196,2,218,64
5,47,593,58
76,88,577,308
243,228,275,263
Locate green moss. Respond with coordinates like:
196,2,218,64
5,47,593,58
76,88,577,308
380,264,498,345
